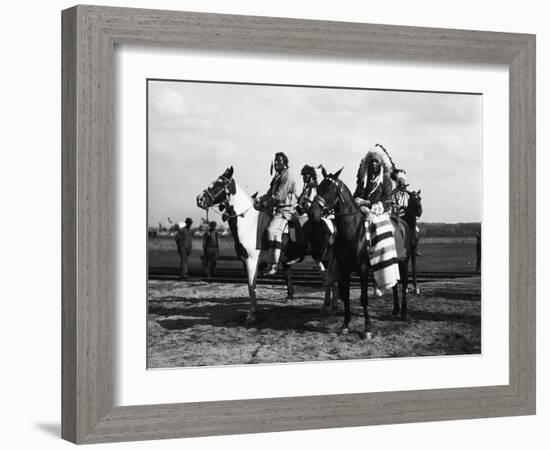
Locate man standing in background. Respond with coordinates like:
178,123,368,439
202,221,219,278
175,217,193,280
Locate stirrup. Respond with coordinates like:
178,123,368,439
266,264,278,276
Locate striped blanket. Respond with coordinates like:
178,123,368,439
365,213,400,289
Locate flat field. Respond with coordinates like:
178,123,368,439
148,276,481,368
148,236,480,274
147,235,481,368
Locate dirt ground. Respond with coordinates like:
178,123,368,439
147,277,481,368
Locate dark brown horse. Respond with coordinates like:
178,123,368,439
309,168,413,338
402,190,423,294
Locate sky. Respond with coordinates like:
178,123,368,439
148,80,482,226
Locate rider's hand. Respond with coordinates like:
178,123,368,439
359,205,371,216
371,202,384,215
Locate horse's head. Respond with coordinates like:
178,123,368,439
196,166,236,210
310,166,344,222
408,189,423,217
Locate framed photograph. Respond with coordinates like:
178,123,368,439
62,5,535,444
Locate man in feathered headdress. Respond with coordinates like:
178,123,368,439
255,152,297,275
353,144,394,215
353,144,400,290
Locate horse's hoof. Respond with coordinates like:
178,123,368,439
414,288,421,295
401,313,411,323
358,330,373,340
245,315,256,326
392,308,400,316
340,327,349,335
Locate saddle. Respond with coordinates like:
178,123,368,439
255,212,305,259
255,211,271,250
361,214,408,261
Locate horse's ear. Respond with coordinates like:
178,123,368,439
321,166,328,178
417,189,421,196
227,166,234,178
334,167,344,179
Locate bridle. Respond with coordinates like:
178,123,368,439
400,190,422,218
313,177,355,217
201,176,253,220
409,192,422,216
202,176,233,205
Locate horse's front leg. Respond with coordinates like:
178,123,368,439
400,260,409,321
411,251,420,295
282,264,294,302
331,282,339,312
322,285,331,313
316,259,332,312
339,276,351,333
392,284,400,316
244,253,259,325
359,266,372,340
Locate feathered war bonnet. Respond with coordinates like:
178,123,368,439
356,144,395,188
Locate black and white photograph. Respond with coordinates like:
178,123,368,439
2,0,545,448
147,79,482,368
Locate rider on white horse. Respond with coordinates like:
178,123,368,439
255,152,297,275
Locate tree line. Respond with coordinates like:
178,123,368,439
417,222,481,238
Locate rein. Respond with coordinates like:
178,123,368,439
203,176,232,204
209,202,254,221
203,177,254,221
314,178,358,218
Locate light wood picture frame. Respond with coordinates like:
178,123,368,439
61,5,535,444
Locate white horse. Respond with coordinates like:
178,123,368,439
196,166,300,324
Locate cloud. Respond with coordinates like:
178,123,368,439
149,84,186,117
148,80,482,225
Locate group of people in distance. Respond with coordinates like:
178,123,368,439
254,146,415,276
174,217,219,280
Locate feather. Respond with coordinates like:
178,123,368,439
357,144,395,186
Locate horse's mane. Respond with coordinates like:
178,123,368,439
338,179,359,211
321,176,359,213
232,179,253,203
